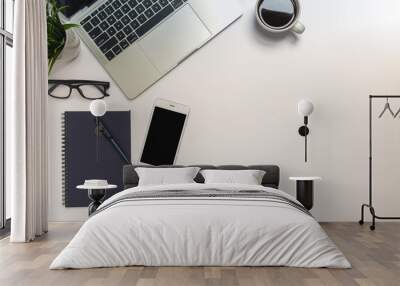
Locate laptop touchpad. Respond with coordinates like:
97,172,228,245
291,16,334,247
139,5,211,74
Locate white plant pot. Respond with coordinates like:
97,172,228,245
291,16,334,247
58,29,80,63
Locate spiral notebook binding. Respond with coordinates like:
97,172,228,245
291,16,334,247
61,113,67,206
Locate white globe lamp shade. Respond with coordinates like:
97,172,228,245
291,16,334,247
90,100,107,117
298,100,314,116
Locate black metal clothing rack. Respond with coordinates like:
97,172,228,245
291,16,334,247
359,95,400,230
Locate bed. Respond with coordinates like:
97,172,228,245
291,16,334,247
50,165,350,269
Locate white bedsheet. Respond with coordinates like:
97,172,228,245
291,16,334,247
50,183,351,269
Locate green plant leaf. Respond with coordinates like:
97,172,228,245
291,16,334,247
63,23,80,30
47,0,79,74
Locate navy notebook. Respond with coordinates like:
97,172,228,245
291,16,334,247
62,111,131,207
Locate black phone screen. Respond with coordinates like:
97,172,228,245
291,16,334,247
140,107,187,165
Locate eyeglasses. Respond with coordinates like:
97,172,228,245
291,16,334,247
48,80,111,100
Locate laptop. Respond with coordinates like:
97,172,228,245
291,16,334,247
67,0,243,99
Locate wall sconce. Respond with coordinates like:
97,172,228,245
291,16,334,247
90,99,107,123
89,100,130,164
297,100,314,162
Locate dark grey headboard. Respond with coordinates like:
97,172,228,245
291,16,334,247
123,165,280,189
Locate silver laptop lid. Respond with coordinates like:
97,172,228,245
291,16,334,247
70,0,242,100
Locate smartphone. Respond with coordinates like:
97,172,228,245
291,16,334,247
139,99,190,165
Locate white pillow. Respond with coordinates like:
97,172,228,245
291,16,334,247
135,167,201,186
200,169,266,185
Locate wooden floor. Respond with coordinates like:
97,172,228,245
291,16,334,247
0,222,399,286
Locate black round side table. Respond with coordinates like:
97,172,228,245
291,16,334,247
77,182,117,215
87,189,106,215
289,177,321,210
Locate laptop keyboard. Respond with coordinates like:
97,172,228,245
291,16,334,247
81,0,188,61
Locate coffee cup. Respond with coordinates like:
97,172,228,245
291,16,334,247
256,0,305,34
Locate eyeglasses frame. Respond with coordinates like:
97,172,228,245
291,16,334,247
48,79,111,100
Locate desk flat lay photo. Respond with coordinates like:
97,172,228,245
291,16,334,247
1,0,400,285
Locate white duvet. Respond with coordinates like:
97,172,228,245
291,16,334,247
50,183,351,269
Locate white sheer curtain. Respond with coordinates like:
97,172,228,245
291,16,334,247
9,0,48,242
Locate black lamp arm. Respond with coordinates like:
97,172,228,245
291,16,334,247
96,118,130,165
298,116,310,162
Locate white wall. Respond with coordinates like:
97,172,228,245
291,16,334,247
48,0,400,222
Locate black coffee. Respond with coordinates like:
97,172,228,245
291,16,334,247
258,0,296,29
